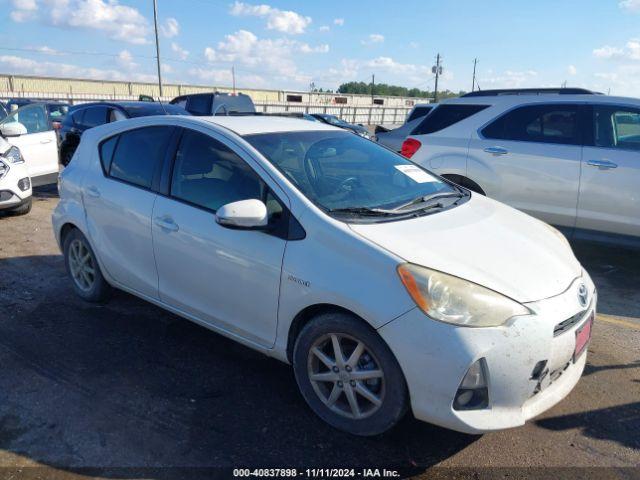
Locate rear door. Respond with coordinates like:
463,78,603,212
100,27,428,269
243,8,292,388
0,103,59,182
82,125,175,299
468,103,585,228
576,104,640,241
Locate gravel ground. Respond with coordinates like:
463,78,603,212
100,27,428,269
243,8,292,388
0,187,638,480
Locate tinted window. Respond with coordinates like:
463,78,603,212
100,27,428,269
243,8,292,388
412,104,488,135
70,109,85,125
482,104,581,145
82,106,109,128
171,129,264,211
186,95,212,115
246,131,454,212
406,105,433,122
99,135,118,173
109,126,172,188
594,105,640,151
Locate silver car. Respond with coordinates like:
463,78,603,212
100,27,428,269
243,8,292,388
375,103,435,152
405,89,640,248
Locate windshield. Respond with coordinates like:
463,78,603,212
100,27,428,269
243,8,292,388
245,131,456,214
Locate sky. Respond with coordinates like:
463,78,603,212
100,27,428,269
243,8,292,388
1,0,640,96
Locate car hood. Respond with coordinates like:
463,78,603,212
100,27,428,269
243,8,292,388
348,194,581,303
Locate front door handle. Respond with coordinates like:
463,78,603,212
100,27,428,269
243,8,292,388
484,146,509,155
40,139,53,144
587,159,618,170
154,216,179,232
86,186,101,198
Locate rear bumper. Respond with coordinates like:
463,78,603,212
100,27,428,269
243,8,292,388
379,273,596,434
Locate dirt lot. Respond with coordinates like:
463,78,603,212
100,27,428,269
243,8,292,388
0,187,638,480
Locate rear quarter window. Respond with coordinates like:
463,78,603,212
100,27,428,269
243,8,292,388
412,104,489,135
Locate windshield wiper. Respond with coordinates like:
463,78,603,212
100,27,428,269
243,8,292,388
328,206,400,216
391,191,464,212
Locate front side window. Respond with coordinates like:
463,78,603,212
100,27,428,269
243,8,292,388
108,126,173,188
482,104,581,145
412,104,488,135
245,131,456,213
0,104,50,134
170,129,265,212
594,105,640,151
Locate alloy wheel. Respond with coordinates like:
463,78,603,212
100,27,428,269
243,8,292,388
68,239,96,292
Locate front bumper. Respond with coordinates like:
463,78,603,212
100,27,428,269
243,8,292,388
0,161,32,210
378,274,596,434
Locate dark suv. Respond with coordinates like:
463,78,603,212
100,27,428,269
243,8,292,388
170,92,256,116
58,101,189,166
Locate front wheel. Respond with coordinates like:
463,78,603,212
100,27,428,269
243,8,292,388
63,228,112,302
8,198,32,216
293,312,408,436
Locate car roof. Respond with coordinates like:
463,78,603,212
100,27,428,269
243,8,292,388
441,94,640,106
197,115,341,135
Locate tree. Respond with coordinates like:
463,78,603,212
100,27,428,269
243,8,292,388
337,81,466,100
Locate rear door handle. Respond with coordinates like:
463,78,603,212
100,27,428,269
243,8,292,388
86,186,101,198
154,216,179,232
484,146,509,155
587,159,618,170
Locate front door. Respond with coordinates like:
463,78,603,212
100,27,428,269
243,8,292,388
469,103,585,228
0,104,59,182
152,127,287,347
577,105,640,241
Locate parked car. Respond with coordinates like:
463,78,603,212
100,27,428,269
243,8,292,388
0,102,8,121
0,103,62,186
311,113,371,138
375,104,436,152
53,115,595,436
0,136,32,215
170,92,256,116
58,101,189,166
403,88,640,248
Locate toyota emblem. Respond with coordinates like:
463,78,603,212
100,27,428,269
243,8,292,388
577,283,588,308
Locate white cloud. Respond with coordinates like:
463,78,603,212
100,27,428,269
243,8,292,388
229,2,311,34
593,45,625,59
319,25,330,32
0,54,156,82
409,41,419,49
160,17,179,38
171,42,189,60
333,18,344,26
116,50,137,70
567,65,577,75
9,0,151,44
619,0,640,12
203,30,327,85
362,34,384,45
30,45,64,56
593,39,640,60
479,69,538,88
319,56,436,88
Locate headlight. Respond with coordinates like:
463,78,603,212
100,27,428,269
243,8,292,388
397,263,531,327
3,146,24,164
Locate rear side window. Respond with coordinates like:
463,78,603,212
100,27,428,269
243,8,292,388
99,135,118,173
186,95,212,115
108,126,173,189
482,104,582,145
412,104,488,135
407,105,433,122
82,106,109,128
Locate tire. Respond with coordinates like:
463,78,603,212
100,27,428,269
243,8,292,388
293,312,408,436
63,228,112,302
8,198,32,216
61,147,74,167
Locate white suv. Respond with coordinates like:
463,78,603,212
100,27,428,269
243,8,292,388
0,136,32,215
404,88,640,248
53,115,595,436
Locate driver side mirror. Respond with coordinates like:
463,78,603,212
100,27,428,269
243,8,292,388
0,122,27,137
216,199,268,229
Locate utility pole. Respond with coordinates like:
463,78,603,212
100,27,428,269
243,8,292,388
152,0,163,98
432,53,442,102
371,74,375,103
232,65,236,94
472,58,478,92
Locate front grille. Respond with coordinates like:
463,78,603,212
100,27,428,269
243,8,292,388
0,190,14,201
554,310,587,336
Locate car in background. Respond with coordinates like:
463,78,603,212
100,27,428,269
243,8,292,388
170,92,256,116
53,114,595,436
0,103,62,186
58,101,189,166
375,104,436,152
268,112,319,122
310,113,370,138
403,88,640,248
0,136,32,215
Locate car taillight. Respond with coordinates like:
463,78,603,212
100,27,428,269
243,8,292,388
401,138,422,158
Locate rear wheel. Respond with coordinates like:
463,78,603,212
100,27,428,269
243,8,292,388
63,229,112,302
293,312,408,436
